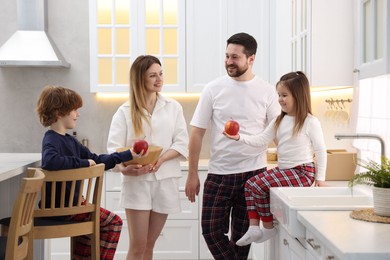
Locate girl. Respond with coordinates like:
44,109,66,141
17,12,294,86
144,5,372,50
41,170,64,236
107,55,188,260
224,71,327,245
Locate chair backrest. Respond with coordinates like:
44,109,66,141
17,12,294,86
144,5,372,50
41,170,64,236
31,164,105,219
5,169,45,260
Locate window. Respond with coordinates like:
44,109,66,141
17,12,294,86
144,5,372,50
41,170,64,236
89,0,185,93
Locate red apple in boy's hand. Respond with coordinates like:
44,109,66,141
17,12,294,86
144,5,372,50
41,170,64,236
224,120,240,135
133,139,149,155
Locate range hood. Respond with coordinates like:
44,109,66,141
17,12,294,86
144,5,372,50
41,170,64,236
0,0,70,68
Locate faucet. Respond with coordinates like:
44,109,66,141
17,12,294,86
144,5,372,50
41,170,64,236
334,133,386,159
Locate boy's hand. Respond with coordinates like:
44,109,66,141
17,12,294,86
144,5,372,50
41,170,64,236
88,159,96,166
130,148,148,158
223,131,240,141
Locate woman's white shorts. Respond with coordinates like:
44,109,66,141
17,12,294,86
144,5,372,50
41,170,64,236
119,177,181,214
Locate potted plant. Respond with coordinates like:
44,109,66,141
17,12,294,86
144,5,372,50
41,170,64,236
349,156,390,217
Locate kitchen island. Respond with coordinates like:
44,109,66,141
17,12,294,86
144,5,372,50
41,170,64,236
298,210,390,259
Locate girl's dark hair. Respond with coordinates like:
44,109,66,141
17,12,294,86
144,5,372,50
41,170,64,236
36,85,83,127
227,32,257,57
274,71,312,135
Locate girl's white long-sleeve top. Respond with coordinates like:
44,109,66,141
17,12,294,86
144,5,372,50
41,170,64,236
239,114,327,181
107,95,189,181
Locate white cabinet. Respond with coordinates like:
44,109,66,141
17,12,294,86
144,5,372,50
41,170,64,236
304,229,341,260
273,218,342,260
89,0,186,93
309,0,354,87
289,0,354,87
356,0,390,79
276,224,305,260
90,0,271,94
185,0,271,92
104,170,199,259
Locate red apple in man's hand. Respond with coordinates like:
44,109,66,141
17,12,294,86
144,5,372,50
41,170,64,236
133,139,149,155
224,120,240,135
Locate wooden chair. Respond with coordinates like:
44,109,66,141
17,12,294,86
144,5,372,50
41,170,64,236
0,164,105,260
0,169,45,260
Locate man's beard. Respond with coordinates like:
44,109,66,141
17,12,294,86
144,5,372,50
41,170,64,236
225,64,248,78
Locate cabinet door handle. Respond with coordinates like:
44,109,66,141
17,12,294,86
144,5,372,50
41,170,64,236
306,238,321,250
283,238,289,246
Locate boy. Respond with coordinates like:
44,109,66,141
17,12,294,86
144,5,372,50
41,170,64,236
36,85,140,260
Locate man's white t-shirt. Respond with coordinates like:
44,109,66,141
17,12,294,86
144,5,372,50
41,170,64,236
191,75,280,175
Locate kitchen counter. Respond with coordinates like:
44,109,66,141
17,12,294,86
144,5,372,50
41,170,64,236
0,153,41,216
297,210,390,259
0,153,41,181
0,153,43,259
180,159,209,171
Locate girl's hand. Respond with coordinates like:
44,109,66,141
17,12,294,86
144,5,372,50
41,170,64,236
223,131,240,141
314,180,327,187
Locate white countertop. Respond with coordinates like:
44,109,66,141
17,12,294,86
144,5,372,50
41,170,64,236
297,210,390,259
0,153,41,182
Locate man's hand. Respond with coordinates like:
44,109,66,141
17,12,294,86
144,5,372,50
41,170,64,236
185,174,200,203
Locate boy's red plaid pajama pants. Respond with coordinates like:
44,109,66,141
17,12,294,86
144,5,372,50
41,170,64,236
68,207,123,260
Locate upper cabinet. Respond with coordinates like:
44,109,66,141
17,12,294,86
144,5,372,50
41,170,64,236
89,0,186,93
90,0,358,93
89,0,270,93
356,0,390,79
186,0,270,92
309,0,354,87
286,0,354,87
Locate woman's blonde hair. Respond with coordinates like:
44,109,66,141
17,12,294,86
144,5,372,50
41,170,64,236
274,71,312,135
129,55,161,137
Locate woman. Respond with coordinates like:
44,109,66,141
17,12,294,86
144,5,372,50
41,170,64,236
107,55,188,260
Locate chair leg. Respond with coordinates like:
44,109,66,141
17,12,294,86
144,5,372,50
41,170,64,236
27,231,34,260
91,233,99,260
71,236,74,259
0,225,9,236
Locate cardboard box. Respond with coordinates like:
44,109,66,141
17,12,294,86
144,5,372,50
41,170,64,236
325,149,357,181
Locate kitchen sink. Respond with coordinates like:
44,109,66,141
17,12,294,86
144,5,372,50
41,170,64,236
270,186,373,237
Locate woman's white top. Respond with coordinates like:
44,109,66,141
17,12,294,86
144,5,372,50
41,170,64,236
107,95,189,181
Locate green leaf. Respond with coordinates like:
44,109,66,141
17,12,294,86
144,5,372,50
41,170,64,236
349,156,390,188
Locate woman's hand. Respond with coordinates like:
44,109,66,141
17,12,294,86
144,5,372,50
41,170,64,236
150,157,164,173
119,163,152,176
223,131,240,141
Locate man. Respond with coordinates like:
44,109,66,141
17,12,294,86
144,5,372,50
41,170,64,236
185,32,280,259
